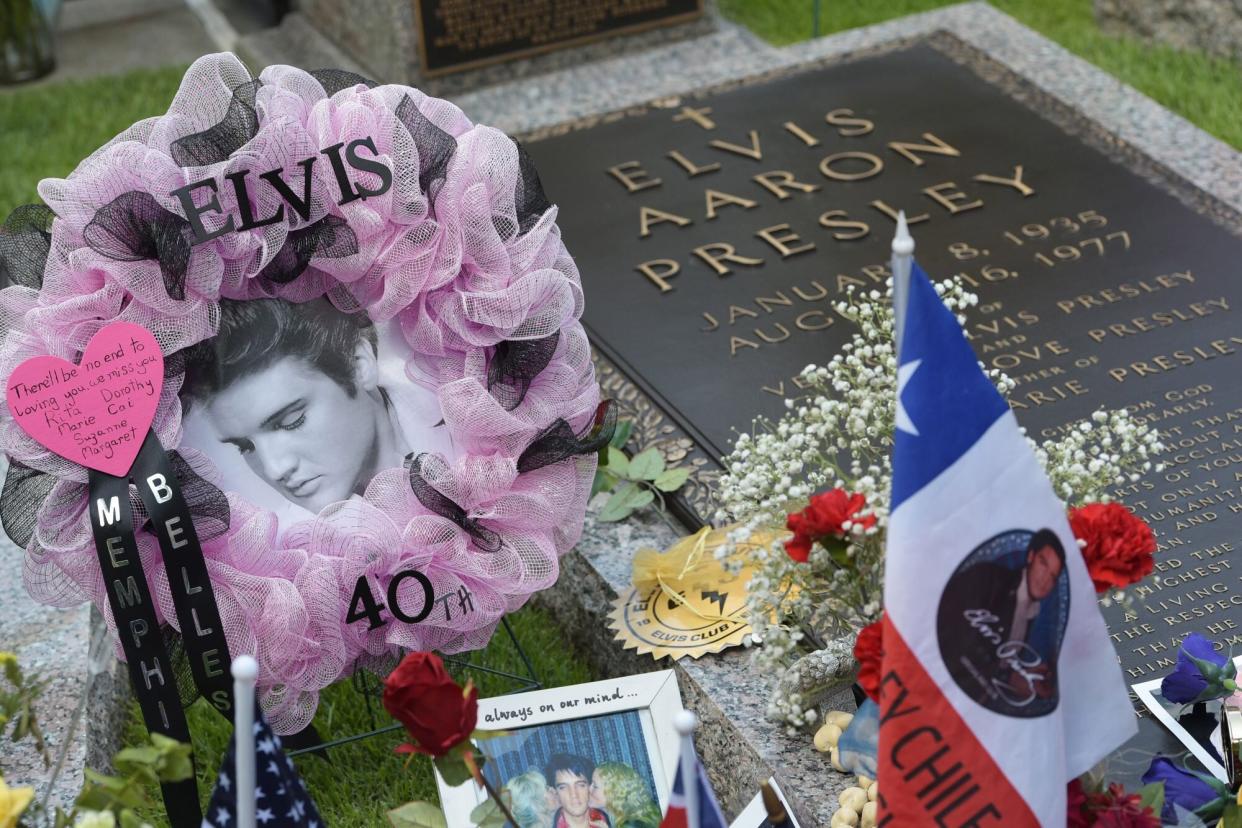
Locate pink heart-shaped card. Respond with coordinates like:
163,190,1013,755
6,322,164,476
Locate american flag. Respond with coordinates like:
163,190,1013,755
659,753,726,828
200,708,323,828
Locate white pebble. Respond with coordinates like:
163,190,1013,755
814,723,843,751
862,801,877,828
827,710,855,730
867,782,877,802
831,809,859,827
838,787,867,812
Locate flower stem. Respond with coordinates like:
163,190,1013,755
478,771,519,825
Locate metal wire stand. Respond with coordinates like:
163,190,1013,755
286,616,542,757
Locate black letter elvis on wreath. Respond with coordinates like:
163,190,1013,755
170,136,393,245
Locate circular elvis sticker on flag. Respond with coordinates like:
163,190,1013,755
936,529,1070,718
0,53,611,735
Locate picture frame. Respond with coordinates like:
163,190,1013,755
1132,654,1242,783
729,777,802,828
435,670,684,827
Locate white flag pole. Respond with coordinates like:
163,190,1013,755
891,210,915,355
674,710,700,827
232,655,259,828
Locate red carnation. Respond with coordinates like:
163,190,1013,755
784,489,875,563
1068,503,1156,593
383,652,478,757
1067,779,1092,828
853,618,884,703
1090,784,1160,828
1067,780,1159,828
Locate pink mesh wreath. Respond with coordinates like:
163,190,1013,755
0,54,601,733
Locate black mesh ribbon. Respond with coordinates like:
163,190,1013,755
408,453,502,553
0,460,58,548
171,78,262,167
0,204,53,290
83,191,192,300
258,214,358,285
395,95,457,197
309,68,374,96
487,331,559,410
517,400,617,473
513,140,551,235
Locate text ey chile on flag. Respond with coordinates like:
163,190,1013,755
877,263,1134,826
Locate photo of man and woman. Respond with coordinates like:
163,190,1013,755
480,710,663,828
179,297,455,530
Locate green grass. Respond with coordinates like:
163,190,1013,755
718,0,1242,150
123,604,593,827
0,65,188,217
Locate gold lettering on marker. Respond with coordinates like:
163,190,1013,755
709,130,762,161
796,310,834,331
667,150,720,177
923,182,984,215
730,336,760,356
818,210,870,240
673,106,716,130
755,324,791,344
636,259,680,292
728,305,759,323
639,206,691,238
820,152,884,182
705,189,757,220
973,165,1035,197
753,171,819,200
887,132,961,166
608,161,661,193
783,121,820,146
756,223,816,258
755,292,793,313
870,200,929,225
694,243,763,276
825,108,874,136
701,313,719,331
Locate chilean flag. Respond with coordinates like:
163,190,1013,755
877,262,1135,825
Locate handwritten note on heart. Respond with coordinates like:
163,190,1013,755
7,322,164,476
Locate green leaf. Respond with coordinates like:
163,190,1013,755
653,467,690,492
387,801,449,828
605,446,630,477
1137,782,1165,818
628,448,665,481
433,752,474,787
469,794,511,828
598,483,654,522
591,469,619,498
609,419,633,449
118,809,148,828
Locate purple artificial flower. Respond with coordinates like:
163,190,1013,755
1141,756,1228,824
1160,632,1236,704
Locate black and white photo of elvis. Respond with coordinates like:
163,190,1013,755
937,529,1070,718
180,297,453,528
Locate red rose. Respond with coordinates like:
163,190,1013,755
853,618,884,703
784,489,875,563
1069,503,1156,593
382,652,478,757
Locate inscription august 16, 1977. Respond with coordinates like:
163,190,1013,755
524,41,1242,763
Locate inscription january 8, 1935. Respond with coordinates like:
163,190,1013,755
524,39,1242,763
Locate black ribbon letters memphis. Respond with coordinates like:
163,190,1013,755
87,430,234,827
